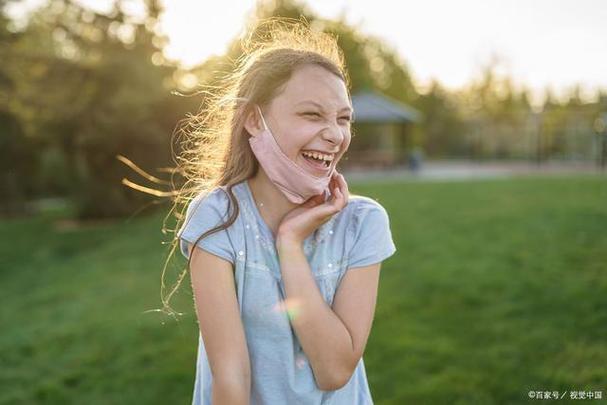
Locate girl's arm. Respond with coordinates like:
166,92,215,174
188,244,251,404
277,240,381,391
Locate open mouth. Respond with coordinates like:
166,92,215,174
300,151,332,170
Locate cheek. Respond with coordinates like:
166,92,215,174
296,125,321,152
344,130,352,147
334,131,351,163
340,130,352,152
277,130,315,160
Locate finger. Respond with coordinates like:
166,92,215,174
336,186,346,207
301,197,316,207
302,194,324,207
331,177,344,200
335,185,342,202
337,173,348,191
320,186,338,208
337,174,349,202
329,186,343,211
313,194,325,206
329,174,338,192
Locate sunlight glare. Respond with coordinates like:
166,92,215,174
160,0,256,67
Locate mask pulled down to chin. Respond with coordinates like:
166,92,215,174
248,105,338,204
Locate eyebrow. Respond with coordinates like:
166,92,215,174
296,100,353,113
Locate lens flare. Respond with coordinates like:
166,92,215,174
272,298,302,321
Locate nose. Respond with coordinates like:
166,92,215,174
321,121,345,147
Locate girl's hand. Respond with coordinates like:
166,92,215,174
276,172,349,248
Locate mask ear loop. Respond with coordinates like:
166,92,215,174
256,105,269,132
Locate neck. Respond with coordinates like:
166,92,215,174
248,167,299,236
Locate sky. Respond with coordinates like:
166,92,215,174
7,0,607,107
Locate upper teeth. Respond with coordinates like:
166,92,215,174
302,151,334,161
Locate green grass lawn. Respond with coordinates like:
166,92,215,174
1,175,606,404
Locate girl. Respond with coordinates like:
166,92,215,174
174,19,397,405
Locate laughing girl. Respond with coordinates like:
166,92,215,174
173,18,397,405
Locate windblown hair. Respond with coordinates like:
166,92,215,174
155,17,351,318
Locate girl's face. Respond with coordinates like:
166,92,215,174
260,64,353,177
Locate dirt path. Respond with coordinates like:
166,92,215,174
341,159,606,183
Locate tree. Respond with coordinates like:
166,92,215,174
0,0,39,215
6,0,187,218
414,80,466,157
182,0,419,107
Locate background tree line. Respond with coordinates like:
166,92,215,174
2,0,605,218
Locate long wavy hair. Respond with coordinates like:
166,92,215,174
149,17,352,318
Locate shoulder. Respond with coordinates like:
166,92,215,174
178,186,238,261
339,194,392,238
344,194,390,222
184,186,232,221
346,194,389,212
341,194,397,267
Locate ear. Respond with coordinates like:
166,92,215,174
243,106,265,137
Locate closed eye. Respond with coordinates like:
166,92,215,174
302,112,352,125
303,112,322,118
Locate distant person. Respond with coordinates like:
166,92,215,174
165,18,397,404
408,147,423,173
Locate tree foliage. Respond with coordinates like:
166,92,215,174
2,0,193,217
1,0,604,217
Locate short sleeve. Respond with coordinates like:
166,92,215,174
177,188,236,265
346,199,397,269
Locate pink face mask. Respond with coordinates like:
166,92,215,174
248,105,336,204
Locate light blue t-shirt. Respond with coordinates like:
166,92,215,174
178,179,397,405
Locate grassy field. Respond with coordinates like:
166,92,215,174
1,174,606,404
